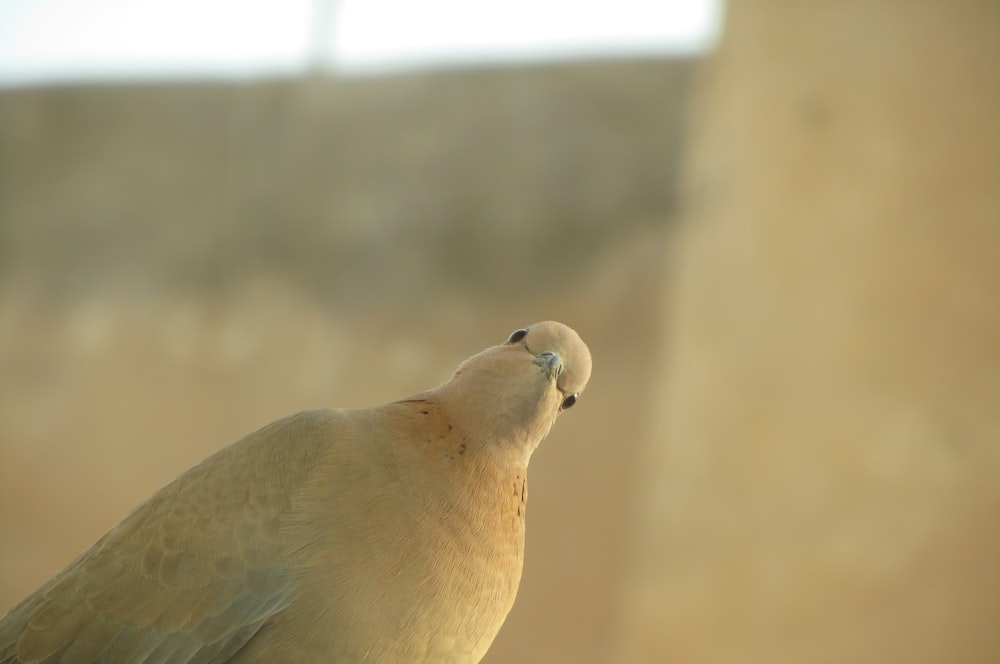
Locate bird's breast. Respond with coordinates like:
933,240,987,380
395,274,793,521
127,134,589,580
274,406,528,662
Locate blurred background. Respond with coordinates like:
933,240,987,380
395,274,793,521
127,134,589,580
1,1,999,662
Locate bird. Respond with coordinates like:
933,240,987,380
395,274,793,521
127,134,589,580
0,320,591,663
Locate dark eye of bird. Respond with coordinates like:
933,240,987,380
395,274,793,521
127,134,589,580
507,328,529,344
561,394,578,410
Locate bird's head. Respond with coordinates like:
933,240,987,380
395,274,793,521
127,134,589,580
437,321,591,462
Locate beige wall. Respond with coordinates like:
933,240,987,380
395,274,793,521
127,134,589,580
615,2,1000,662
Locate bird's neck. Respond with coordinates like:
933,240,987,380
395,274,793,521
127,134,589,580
383,398,529,565
427,379,553,467
388,395,530,471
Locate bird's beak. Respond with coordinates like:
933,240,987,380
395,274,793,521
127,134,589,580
534,351,563,380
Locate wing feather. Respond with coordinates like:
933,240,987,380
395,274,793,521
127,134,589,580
0,411,336,663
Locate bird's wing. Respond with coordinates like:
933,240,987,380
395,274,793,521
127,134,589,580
0,411,332,664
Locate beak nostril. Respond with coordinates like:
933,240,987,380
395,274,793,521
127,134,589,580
535,352,563,379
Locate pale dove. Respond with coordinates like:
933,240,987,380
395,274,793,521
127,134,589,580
0,321,591,663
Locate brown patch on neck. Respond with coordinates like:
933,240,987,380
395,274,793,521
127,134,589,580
391,398,477,463
391,398,529,530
